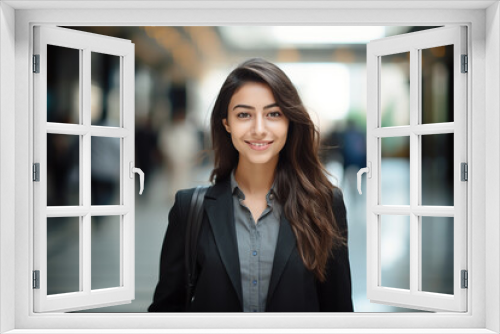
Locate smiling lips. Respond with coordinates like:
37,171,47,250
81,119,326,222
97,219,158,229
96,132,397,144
245,141,273,151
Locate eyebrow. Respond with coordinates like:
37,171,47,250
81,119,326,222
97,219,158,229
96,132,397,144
232,103,279,111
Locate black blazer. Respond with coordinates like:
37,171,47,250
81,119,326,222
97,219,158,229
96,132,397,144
148,178,354,312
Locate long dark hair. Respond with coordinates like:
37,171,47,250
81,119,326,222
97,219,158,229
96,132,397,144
210,58,345,282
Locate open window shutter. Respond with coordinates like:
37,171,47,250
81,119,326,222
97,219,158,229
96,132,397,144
33,26,136,312
365,26,467,312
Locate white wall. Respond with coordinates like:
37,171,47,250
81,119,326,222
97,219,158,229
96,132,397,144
0,2,16,333
486,2,500,333
0,2,498,332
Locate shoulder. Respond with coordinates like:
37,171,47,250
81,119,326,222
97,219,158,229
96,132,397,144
332,187,346,213
331,187,347,230
332,186,344,202
175,187,197,201
173,186,211,211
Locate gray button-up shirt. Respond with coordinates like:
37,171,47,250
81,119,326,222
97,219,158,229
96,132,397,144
230,172,281,312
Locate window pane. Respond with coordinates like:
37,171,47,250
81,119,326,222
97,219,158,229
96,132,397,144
91,216,121,290
91,137,121,206
47,134,80,206
421,45,454,124
381,136,410,205
47,217,80,295
421,134,454,206
421,217,454,294
47,45,80,124
381,215,410,290
380,52,410,127
91,52,121,127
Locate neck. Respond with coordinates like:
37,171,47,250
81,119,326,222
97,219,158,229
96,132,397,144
234,159,277,196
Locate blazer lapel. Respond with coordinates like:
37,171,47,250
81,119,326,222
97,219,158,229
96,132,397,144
266,214,296,307
204,179,243,307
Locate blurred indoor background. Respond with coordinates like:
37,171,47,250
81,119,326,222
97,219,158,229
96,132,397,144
45,25,453,312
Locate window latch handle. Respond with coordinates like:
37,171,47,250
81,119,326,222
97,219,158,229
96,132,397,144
129,162,145,195
357,162,372,195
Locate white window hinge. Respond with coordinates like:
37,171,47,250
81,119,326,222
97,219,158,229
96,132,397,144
461,162,468,181
461,54,468,73
461,270,468,289
33,163,40,182
33,270,40,289
33,54,40,73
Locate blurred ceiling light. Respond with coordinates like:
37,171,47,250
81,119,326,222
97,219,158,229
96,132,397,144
273,26,386,44
184,27,223,61
276,48,301,63
277,62,350,123
219,26,386,49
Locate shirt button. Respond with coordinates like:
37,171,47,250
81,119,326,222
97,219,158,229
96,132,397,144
252,251,257,256
252,280,257,286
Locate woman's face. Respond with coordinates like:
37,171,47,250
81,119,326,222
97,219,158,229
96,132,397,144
223,82,289,168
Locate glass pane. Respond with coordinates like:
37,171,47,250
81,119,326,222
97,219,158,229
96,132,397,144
91,216,121,290
380,52,410,127
47,134,80,206
421,217,454,294
91,137,121,206
421,134,454,206
91,52,121,127
381,136,410,205
381,215,410,290
47,45,80,124
47,217,80,295
421,45,454,124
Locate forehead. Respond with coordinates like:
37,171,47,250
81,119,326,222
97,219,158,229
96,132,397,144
229,82,276,104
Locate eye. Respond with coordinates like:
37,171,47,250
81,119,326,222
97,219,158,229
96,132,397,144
268,111,282,118
236,112,251,119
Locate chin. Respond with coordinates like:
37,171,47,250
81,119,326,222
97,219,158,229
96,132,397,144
245,154,278,166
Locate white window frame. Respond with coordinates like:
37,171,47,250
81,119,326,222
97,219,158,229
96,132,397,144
0,1,499,333
366,26,468,312
33,26,136,312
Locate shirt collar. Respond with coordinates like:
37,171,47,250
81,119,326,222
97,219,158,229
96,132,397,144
230,170,240,195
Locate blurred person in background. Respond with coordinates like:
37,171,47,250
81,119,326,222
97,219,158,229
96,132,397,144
149,58,353,312
158,83,202,201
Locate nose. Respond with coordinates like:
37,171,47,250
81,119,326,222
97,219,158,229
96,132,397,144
252,114,267,137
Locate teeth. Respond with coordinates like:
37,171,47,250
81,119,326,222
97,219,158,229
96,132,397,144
251,142,268,146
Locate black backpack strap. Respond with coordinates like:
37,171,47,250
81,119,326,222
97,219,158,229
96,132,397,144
184,185,209,310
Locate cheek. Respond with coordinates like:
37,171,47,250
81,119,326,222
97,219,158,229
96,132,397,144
227,121,245,139
276,122,289,142
226,123,245,150
270,122,289,153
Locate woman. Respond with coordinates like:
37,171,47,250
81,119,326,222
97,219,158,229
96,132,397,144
149,58,354,312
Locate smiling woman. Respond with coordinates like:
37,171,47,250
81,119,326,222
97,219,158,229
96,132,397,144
148,58,354,312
